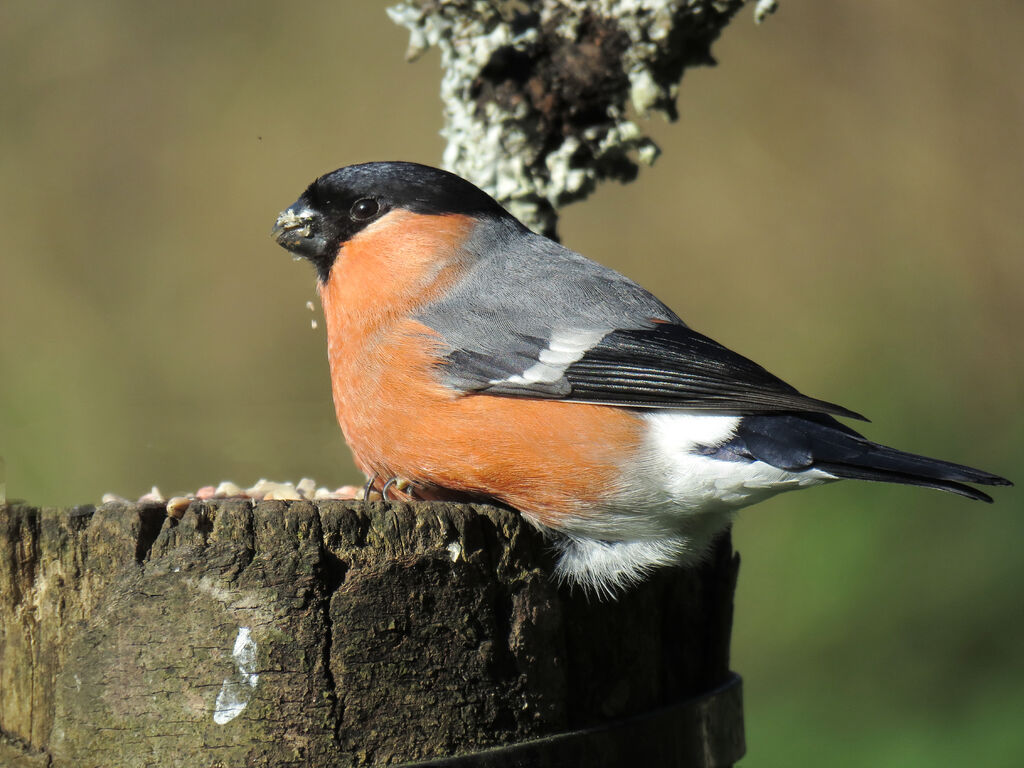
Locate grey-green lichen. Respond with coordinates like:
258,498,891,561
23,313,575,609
388,0,769,236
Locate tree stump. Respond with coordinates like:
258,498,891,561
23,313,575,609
0,499,742,767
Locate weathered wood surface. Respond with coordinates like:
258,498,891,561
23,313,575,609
0,499,741,767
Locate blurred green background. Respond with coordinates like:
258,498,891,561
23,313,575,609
1,1,1021,764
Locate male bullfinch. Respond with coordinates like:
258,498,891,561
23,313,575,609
272,161,1011,596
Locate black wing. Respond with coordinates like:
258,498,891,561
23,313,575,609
447,323,867,421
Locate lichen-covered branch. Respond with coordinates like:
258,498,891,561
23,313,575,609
389,0,775,237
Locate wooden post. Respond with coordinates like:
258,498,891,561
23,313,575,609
1,500,742,766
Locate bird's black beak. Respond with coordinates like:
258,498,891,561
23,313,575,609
271,200,331,262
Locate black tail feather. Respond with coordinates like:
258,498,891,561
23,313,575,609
732,413,1012,502
813,462,998,503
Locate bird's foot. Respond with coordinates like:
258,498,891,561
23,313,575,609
361,475,418,508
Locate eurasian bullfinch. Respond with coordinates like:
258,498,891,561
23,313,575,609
272,161,1011,596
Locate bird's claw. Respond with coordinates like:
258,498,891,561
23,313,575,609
361,475,417,507
382,476,416,500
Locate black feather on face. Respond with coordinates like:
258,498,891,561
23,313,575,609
272,161,510,282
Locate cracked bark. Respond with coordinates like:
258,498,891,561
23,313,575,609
1,500,740,767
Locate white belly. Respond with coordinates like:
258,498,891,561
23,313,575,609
548,410,836,596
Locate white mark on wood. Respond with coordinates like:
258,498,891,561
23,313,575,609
213,626,259,725
446,541,462,562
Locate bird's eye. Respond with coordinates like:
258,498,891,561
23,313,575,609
350,198,380,221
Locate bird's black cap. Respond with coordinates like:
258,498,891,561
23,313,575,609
272,161,509,281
